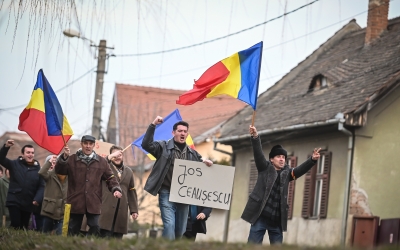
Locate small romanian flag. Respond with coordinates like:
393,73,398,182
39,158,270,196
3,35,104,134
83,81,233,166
132,109,195,160
176,42,263,110
18,69,73,154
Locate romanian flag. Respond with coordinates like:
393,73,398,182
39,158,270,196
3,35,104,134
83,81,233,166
18,69,73,154
176,42,263,110
132,109,195,160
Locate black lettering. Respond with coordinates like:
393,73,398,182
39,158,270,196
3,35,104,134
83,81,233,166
196,168,202,177
202,190,208,204
213,191,219,202
224,193,231,204
218,193,223,203
207,191,212,201
187,187,192,197
178,186,187,197
192,187,198,199
177,165,187,185
187,167,195,175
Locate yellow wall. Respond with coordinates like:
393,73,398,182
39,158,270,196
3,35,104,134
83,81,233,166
353,86,400,218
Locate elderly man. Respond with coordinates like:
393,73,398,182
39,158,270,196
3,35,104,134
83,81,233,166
99,145,139,238
55,135,122,236
142,116,213,240
0,140,45,229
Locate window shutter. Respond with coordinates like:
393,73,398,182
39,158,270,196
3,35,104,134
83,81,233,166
287,156,297,220
248,160,258,195
301,156,317,219
319,151,332,218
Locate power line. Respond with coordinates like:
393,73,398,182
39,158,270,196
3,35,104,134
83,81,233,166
114,0,320,57
0,67,96,111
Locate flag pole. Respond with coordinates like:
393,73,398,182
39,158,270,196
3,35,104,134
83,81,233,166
121,144,132,153
251,111,257,126
61,131,67,147
252,41,263,126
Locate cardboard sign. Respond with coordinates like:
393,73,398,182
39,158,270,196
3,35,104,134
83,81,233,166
94,140,114,158
169,159,235,210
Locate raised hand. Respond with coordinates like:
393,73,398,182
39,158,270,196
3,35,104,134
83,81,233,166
312,148,322,160
249,125,258,137
152,116,163,125
5,140,14,147
63,145,70,159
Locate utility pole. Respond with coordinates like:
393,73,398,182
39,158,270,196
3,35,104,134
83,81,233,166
92,40,107,140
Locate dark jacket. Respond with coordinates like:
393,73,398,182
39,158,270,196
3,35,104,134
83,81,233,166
241,137,316,231
99,161,138,234
186,206,212,234
55,151,122,214
39,160,68,220
0,145,45,212
142,124,203,196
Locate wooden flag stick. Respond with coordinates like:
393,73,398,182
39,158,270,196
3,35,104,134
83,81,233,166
251,111,256,126
121,144,132,153
61,131,67,147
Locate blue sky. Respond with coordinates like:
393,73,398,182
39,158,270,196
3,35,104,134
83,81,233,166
0,0,399,139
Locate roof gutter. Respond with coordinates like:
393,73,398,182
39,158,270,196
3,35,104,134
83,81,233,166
338,121,354,247
215,117,345,143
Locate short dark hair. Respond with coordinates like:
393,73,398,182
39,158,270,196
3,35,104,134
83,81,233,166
173,121,189,131
21,145,34,154
109,145,123,154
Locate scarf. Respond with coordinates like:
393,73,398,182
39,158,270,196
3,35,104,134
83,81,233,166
77,149,95,164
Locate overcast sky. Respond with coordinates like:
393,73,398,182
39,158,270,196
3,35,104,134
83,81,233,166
0,0,399,140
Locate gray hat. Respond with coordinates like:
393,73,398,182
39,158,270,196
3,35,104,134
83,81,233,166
81,135,96,142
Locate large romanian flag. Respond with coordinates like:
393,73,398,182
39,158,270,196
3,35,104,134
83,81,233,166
132,109,195,160
18,69,73,154
176,41,263,110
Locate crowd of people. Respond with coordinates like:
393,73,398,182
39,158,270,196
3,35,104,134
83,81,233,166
0,116,321,245
0,117,213,241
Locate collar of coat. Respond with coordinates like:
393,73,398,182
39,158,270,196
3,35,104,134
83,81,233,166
73,151,100,162
18,157,39,166
166,139,195,154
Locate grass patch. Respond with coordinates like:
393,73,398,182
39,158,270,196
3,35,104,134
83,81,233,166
0,228,398,250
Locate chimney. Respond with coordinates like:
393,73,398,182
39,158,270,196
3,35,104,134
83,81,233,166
365,0,389,45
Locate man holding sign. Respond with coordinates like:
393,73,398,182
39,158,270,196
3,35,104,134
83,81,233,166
142,116,213,240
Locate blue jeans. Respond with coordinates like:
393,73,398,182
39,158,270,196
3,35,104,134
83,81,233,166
158,189,189,240
42,216,63,235
248,216,283,244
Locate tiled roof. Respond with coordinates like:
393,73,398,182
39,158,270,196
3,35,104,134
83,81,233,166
219,17,400,141
107,84,246,166
0,132,82,167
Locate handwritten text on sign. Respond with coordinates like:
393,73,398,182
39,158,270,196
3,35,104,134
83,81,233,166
169,159,235,210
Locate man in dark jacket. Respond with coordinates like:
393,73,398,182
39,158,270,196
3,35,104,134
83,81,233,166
0,140,45,229
55,135,122,236
142,116,213,240
184,205,212,241
243,125,321,244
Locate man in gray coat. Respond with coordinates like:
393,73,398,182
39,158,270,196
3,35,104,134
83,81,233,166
142,116,213,240
243,125,321,244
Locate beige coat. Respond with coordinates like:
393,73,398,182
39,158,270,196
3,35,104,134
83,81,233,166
99,163,138,234
39,161,68,220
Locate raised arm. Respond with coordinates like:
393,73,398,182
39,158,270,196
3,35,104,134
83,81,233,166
55,145,70,175
0,140,15,169
291,148,321,180
141,116,164,159
249,125,270,172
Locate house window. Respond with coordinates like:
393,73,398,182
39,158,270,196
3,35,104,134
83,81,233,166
287,156,297,220
308,74,329,92
301,151,332,219
248,160,257,195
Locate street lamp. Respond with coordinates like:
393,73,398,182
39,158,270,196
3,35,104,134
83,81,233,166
63,28,113,141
